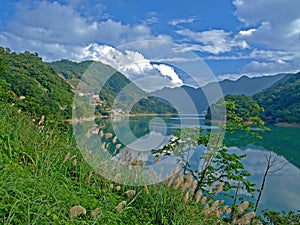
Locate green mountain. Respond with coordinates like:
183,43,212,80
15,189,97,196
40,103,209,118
49,59,176,115
253,72,300,124
0,48,175,120
205,72,300,124
0,47,73,119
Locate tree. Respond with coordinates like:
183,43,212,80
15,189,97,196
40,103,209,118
155,99,268,215
254,151,287,214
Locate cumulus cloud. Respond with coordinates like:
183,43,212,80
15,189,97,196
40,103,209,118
175,29,248,54
152,64,183,86
78,43,183,91
0,1,172,57
233,0,300,50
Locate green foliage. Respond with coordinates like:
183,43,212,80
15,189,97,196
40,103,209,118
0,47,73,120
254,72,300,124
260,210,300,225
48,59,93,80
155,98,271,222
156,127,256,208
207,94,268,139
0,79,16,103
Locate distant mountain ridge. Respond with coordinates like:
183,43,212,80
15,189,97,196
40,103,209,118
152,74,286,113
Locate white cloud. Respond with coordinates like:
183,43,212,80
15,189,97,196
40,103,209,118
0,1,172,56
169,16,197,26
217,73,246,81
77,43,183,91
231,0,300,75
152,64,183,86
242,60,290,75
143,12,159,25
239,28,256,36
233,0,300,50
176,29,248,54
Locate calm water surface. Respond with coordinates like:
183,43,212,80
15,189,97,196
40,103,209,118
79,115,300,212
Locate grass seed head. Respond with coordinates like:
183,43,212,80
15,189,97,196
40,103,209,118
105,132,113,139
195,191,202,203
173,165,180,175
115,201,126,212
125,190,136,198
186,173,193,185
91,208,101,217
173,174,184,189
237,201,249,214
200,196,207,205
184,191,189,204
235,212,256,224
167,175,174,187
144,185,150,194
70,205,86,219
154,154,162,163
216,182,224,194
99,130,104,138
72,158,77,166
63,152,71,164
225,207,232,214
115,185,121,192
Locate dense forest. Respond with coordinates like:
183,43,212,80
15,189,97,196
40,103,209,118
254,72,300,124
206,72,300,125
0,47,73,119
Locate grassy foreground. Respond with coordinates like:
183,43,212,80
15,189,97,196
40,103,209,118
0,105,227,225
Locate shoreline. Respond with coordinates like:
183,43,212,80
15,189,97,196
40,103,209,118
275,122,300,128
68,115,300,128
66,115,108,123
67,113,176,123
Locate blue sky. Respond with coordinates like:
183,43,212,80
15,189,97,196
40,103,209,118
0,0,300,90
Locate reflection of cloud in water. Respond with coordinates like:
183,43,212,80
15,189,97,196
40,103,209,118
229,146,300,212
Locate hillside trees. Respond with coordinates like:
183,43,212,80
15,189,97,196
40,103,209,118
254,72,300,124
0,47,73,119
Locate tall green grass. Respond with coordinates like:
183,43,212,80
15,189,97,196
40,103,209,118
0,105,226,224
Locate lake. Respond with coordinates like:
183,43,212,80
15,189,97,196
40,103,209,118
74,114,300,213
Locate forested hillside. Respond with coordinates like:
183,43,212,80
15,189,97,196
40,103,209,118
206,72,300,125
49,59,176,115
254,72,300,124
0,48,175,119
0,47,73,119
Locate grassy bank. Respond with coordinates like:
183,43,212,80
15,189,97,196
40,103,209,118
0,105,226,225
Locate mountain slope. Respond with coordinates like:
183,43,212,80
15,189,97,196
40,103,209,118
0,47,73,119
254,72,300,124
49,59,176,115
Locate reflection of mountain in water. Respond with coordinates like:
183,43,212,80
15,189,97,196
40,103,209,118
224,125,300,168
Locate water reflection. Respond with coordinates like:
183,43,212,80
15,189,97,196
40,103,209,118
73,115,300,211
230,146,300,212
